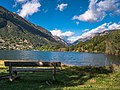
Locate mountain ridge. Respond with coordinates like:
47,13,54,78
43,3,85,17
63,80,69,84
66,29,120,55
0,6,65,50
73,29,118,45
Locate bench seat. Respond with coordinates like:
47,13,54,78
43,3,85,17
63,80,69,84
12,68,60,72
4,61,61,81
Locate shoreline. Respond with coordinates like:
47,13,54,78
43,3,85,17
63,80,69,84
0,49,120,56
0,63,120,90
0,60,120,68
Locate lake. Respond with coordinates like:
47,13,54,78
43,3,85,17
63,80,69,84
0,50,120,66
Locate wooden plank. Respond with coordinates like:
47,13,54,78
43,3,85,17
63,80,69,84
12,68,60,72
0,74,10,79
4,61,61,67
52,64,56,81
8,62,13,82
3,60,61,81
0,60,5,67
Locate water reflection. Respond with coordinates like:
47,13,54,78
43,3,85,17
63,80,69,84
106,55,120,65
0,50,119,66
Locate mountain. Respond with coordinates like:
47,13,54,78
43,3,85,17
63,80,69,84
73,30,117,45
0,6,64,50
66,29,120,55
53,36,68,46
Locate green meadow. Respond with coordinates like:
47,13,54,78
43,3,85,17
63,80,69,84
0,61,120,90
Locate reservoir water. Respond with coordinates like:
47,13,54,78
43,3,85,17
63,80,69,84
0,50,120,66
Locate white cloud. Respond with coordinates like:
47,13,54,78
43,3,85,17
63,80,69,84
18,0,41,18
50,29,62,37
76,21,79,25
73,0,120,22
57,3,68,11
82,29,89,33
97,0,119,11
73,0,104,22
67,36,81,43
50,29,74,37
80,22,120,39
13,0,27,7
50,29,74,43
62,31,74,37
16,0,27,3
81,23,107,38
50,22,120,43
108,23,120,30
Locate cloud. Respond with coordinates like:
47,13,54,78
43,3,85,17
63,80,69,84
57,3,68,11
50,22,120,43
50,29,74,43
76,21,79,25
13,0,27,7
108,23,120,30
80,23,107,38
73,0,120,22
17,0,41,18
82,29,89,33
67,36,81,43
50,29,74,37
50,29,62,37
80,22,120,39
16,0,27,3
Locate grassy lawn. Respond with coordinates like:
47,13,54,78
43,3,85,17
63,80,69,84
0,64,120,90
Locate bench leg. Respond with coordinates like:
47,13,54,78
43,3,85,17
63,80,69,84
8,63,13,82
9,72,19,82
9,71,13,82
9,76,13,82
13,71,20,80
9,70,13,82
52,72,55,81
13,71,17,76
52,64,57,81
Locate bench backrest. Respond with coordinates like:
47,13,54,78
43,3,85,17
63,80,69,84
4,61,61,67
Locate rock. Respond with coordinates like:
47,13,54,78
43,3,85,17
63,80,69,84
89,79,96,83
0,39,5,43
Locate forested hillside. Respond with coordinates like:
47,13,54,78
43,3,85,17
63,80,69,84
66,30,120,55
0,6,64,50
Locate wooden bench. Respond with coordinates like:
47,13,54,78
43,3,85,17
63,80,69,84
4,61,61,81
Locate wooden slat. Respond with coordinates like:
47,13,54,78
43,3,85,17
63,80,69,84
3,61,61,81
12,68,60,72
4,61,61,67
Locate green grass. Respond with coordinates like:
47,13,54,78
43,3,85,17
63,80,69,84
0,65,120,90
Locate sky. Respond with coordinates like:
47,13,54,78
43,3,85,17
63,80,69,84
0,0,120,43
